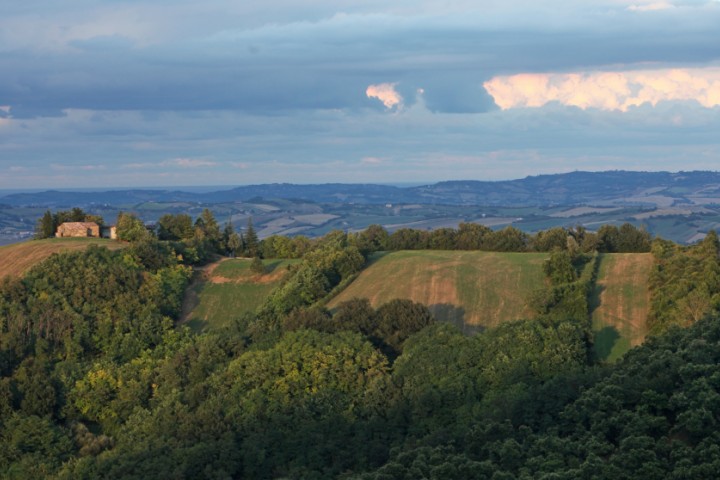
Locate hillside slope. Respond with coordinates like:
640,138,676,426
182,257,298,331
590,253,654,361
328,251,548,331
0,238,124,279
328,250,653,357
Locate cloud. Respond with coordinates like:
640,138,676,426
366,83,403,109
50,163,106,171
361,156,383,165
161,158,217,168
484,68,720,111
627,2,674,11
0,106,10,127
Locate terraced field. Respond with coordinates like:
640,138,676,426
327,251,549,331
0,238,124,279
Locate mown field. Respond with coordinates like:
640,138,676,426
590,253,654,362
182,258,298,331
0,238,125,279
328,251,549,332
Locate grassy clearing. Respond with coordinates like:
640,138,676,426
182,258,297,331
0,238,125,279
591,253,653,362
328,250,548,330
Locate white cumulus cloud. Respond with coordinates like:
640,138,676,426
366,83,403,109
484,67,720,111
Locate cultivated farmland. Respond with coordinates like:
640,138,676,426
328,250,548,331
590,253,654,361
0,238,124,279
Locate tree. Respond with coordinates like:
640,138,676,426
35,210,56,239
222,221,235,254
250,256,264,275
157,214,194,241
228,233,242,258
456,222,492,250
197,208,222,252
116,212,149,242
374,299,434,357
244,218,259,257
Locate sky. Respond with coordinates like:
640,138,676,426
1,0,720,188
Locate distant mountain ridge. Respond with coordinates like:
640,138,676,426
4,170,720,207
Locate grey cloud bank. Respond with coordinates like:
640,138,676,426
1,0,720,187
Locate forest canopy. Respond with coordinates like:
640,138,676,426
1,215,719,478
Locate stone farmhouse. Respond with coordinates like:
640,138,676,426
56,222,117,239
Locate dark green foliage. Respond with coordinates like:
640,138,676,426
352,224,390,255
456,222,492,250
648,232,720,335
195,208,222,253
156,213,194,241
249,256,264,275
260,234,310,259
532,227,569,252
35,211,56,240
597,223,651,253
282,307,334,332
259,233,365,319
543,250,577,285
483,226,529,252
374,299,434,357
243,217,259,257
332,297,377,335
387,228,429,250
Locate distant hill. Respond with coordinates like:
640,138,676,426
5,170,720,207
0,238,125,279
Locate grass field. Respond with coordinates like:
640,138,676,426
327,250,549,331
182,258,298,331
0,238,125,279
591,253,654,362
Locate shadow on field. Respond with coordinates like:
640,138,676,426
430,303,484,335
588,284,606,316
594,326,621,361
263,259,285,274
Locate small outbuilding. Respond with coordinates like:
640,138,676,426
101,225,117,240
56,222,101,238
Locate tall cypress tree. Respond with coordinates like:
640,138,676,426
245,217,259,257
35,210,56,239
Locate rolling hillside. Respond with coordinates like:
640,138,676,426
328,250,653,358
181,257,298,331
328,251,549,332
0,238,125,279
590,253,654,361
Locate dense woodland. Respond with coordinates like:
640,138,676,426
2,210,720,478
